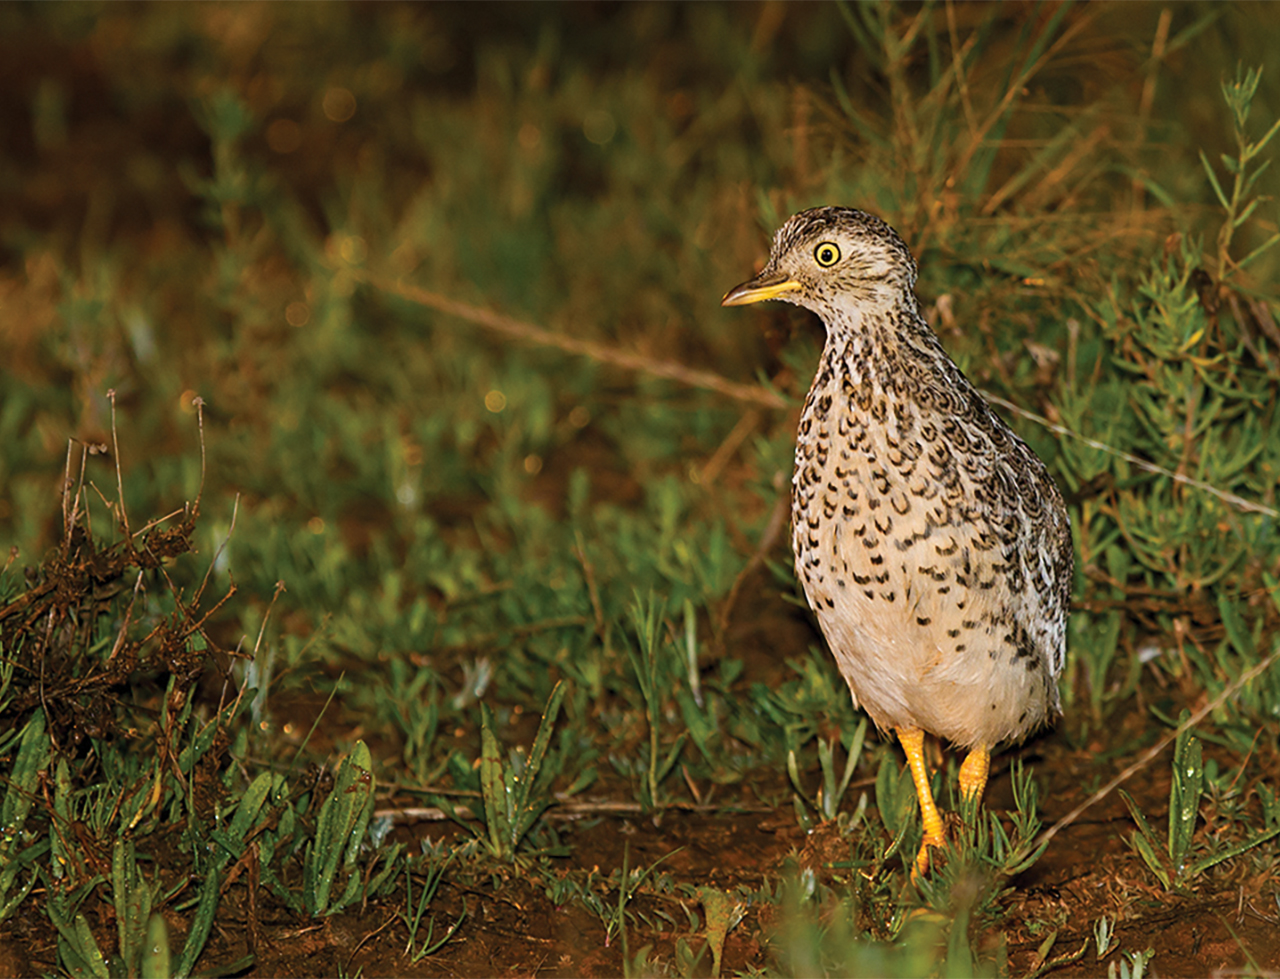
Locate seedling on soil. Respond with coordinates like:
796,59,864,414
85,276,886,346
1108,947,1155,979
1121,710,1280,890
616,844,679,974
786,716,869,830
112,839,156,976
439,681,569,863
402,845,466,962
911,760,1048,921
46,844,172,979
303,740,379,915
47,883,111,979
1094,914,1117,959
626,593,688,811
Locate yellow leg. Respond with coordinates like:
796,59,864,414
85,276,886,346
958,744,991,805
896,726,946,876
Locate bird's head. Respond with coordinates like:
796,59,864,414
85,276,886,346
721,206,917,320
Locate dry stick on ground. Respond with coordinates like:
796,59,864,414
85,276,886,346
362,273,789,411
373,797,773,825
716,490,790,652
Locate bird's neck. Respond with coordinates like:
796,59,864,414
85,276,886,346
817,291,934,381
810,291,982,429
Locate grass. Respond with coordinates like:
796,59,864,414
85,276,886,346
1,3,1279,975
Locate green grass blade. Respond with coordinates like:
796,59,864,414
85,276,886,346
837,717,869,804
1167,712,1203,878
1119,789,1170,888
174,870,220,978
339,742,376,871
113,838,152,975
228,771,284,841
1237,231,1280,270
0,708,48,849
0,709,48,919
516,680,567,816
1185,825,1280,878
1200,149,1231,210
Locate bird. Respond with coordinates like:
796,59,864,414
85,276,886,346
722,206,1073,875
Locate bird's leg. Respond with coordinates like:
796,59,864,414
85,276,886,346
958,744,991,808
896,726,945,876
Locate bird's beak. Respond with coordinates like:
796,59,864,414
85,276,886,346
721,270,802,307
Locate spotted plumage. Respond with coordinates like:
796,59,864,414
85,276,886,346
723,206,1073,874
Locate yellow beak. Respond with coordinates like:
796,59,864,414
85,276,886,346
720,271,802,306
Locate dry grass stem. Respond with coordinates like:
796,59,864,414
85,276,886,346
364,272,790,411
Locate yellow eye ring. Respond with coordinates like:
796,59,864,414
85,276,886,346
814,242,841,267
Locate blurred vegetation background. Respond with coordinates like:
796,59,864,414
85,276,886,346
1,3,1279,975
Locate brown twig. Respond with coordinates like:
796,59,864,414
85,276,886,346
715,488,790,651
361,272,789,411
700,408,763,486
373,796,772,825
106,389,131,541
983,392,1279,519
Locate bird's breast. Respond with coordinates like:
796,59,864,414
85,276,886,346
789,341,1068,746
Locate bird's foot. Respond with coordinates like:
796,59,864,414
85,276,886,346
910,828,948,879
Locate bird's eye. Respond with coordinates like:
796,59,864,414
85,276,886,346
814,242,841,267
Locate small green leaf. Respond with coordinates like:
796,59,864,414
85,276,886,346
516,680,567,818
1199,149,1230,209
1217,596,1256,659
113,839,152,975
228,771,284,842
786,748,805,798
1238,231,1280,270
480,705,511,858
1168,720,1203,877
141,915,171,979
0,709,48,843
174,870,220,978
1232,198,1261,228
1129,829,1171,890
1253,115,1280,154
49,897,110,979
656,732,689,783
1119,788,1161,849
